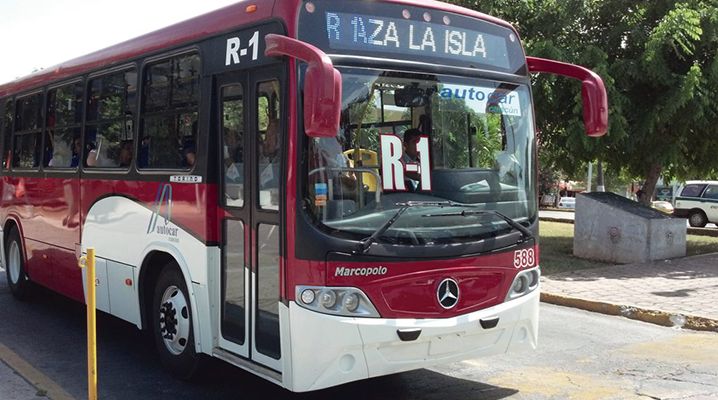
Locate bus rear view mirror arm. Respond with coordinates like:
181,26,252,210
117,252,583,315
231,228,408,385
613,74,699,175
265,34,342,138
526,57,608,137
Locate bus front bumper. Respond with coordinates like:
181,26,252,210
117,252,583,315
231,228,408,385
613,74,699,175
286,288,539,392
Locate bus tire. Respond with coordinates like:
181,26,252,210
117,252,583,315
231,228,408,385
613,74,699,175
688,210,707,228
5,227,31,300
152,264,201,380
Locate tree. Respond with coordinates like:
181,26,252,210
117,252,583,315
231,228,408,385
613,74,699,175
447,0,718,205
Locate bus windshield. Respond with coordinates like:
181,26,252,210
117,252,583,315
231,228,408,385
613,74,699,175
303,67,537,245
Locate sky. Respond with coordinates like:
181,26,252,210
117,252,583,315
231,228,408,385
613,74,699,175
0,0,244,85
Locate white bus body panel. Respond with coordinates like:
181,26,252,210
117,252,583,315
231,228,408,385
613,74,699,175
82,196,210,352
81,256,110,313
286,287,539,392
106,260,141,327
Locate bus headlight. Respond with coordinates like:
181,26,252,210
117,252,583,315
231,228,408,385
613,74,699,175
300,289,316,305
344,293,359,312
320,290,337,308
295,286,380,318
506,266,540,301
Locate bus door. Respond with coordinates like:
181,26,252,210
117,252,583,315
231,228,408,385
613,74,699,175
216,66,284,373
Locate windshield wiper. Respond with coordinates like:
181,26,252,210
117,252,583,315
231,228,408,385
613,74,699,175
422,206,534,242
356,201,448,253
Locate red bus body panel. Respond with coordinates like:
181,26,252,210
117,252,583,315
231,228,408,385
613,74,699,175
0,1,275,95
325,248,537,319
0,0,533,319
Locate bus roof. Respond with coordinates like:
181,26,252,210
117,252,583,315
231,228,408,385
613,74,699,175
0,0,275,97
0,0,517,98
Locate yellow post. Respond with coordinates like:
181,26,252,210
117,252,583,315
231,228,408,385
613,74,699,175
78,248,97,400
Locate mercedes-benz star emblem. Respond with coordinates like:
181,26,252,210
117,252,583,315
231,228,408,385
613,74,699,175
437,278,460,309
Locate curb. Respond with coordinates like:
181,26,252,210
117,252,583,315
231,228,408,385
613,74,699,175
540,292,718,333
687,227,718,237
539,217,718,237
538,217,574,224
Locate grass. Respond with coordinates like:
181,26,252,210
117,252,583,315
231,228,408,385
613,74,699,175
686,234,718,256
539,221,718,275
539,221,612,275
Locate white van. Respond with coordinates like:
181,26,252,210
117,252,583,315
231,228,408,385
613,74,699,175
674,180,718,227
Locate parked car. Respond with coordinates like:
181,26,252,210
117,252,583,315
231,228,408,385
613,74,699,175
558,197,576,209
651,200,674,214
674,181,718,227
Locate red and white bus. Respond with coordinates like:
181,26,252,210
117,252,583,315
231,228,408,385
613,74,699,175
0,0,607,392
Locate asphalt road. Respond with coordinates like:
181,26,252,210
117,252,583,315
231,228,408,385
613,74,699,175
1,269,718,400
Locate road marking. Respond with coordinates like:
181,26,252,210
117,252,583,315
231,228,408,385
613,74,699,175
616,334,718,367
488,366,640,399
461,359,484,368
0,341,77,400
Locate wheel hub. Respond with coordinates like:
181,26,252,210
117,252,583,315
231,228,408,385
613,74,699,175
8,242,21,285
160,302,178,339
158,285,190,356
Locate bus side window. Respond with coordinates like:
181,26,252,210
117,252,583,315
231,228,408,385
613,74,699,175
2,100,12,170
85,70,137,169
46,82,83,169
1,100,8,170
221,84,244,208
256,80,280,210
13,93,43,169
140,53,200,169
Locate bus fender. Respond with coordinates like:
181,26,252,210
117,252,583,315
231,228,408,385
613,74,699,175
137,242,205,354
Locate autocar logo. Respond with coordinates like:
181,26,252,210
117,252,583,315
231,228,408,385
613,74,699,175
147,184,173,235
437,278,460,309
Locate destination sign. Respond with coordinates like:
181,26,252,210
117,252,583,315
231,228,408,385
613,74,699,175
325,12,510,69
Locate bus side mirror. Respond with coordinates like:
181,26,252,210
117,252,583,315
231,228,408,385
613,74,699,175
265,34,341,138
526,57,608,137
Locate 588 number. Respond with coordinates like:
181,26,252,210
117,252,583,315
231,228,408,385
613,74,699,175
513,248,536,269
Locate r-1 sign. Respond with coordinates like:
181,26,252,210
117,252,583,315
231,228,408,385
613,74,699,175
202,21,284,75
380,134,432,191
226,31,259,66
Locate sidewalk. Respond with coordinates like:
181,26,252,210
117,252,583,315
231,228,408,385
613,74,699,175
0,359,44,400
0,266,48,400
541,252,718,332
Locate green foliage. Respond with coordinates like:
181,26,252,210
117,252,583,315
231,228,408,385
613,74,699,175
431,91,504,169
447,0,718,194
222,98,243,133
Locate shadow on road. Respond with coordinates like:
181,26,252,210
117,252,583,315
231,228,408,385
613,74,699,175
546,253,718,284
0,277,519,400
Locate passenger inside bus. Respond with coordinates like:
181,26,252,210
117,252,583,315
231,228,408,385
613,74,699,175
181,122,199,168
259,118,281,196
182,141,196,167
140,136,150,167
71,136,81,167
260,118,280,164
119,140,133,168
223,127,243,180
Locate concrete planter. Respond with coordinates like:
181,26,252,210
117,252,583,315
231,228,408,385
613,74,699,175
574,193,686,264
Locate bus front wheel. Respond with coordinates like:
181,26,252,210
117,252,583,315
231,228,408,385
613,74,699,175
152,265,202,380
5,227,31,300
